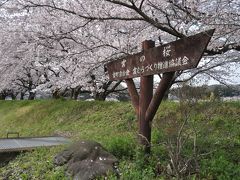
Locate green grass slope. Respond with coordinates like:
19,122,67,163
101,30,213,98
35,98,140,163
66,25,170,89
0,100,136,141
0,100,239,179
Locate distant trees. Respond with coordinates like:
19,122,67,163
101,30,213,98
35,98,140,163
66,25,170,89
0,0,239,100
170,84,240,101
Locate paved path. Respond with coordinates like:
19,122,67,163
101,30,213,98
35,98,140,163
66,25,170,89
0,136,70,152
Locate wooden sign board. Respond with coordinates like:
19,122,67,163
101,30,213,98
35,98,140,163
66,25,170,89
106,29,215,81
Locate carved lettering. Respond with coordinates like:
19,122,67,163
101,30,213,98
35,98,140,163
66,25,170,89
139,55,145,62
163,45,171,57
121,59,126,68
182,56,189,65
112,55,190,79
145,64,153,71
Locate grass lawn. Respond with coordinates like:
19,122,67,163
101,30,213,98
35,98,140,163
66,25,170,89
0,100,239,179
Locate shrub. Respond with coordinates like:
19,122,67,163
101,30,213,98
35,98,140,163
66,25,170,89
106,137,136,159
201,155,240,180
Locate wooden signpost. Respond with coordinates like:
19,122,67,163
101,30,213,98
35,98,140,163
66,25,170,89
106,29,215,153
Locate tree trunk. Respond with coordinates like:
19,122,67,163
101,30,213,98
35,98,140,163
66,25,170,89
10,93,17,100
0,91,7,100
20,92,25,100
52,90,61,99
95,93,107,101
70,89,74,99
73,90,79,100
28,92,35,100
0,94,5,100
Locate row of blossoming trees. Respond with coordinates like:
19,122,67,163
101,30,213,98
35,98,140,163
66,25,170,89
0,0,239,100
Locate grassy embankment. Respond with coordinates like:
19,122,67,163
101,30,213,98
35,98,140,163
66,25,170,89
0,100,239,179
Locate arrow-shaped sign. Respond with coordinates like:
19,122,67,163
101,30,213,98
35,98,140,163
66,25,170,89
106,29,215,81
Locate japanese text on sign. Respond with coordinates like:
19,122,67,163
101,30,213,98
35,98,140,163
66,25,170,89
112,55,189,78
106,29,215,81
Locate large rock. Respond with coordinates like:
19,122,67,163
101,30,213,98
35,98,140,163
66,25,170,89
54,140,119,180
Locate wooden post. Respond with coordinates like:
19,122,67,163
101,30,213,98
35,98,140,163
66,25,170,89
139,40,155,153
106,30,215,155
145,72,175,123
125,79,139,115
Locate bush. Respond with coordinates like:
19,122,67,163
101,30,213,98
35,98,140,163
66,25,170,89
201,155,240,180
106,137,136,159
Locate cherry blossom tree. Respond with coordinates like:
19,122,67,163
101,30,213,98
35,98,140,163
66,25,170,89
0,0,239,99
20,0,240,81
